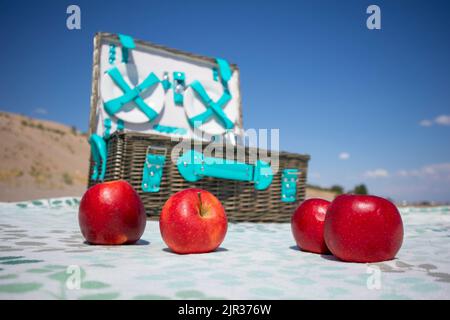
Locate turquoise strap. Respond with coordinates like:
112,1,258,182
118,34,135,64
117,119,124,131
103,66,160,122
187,58,234,129
189,80,233,129
188,89,232,128
189,81,211,105
153,124,187,135
103,118,112,139
177,150,273,190
212,68,219,81
216,58,232,82
121,48,129,63
161,72,171,91
89,134,107,181
118,34,135,49
162,80,171,91
104,117,123,140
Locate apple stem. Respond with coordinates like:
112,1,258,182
197,192,207,217
197,191,202,212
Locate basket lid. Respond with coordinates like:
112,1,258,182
88,32,243,143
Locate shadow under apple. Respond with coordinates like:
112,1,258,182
162,247,229,254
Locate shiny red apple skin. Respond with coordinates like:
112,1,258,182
324,194,404,263
160,188,228,254
291,198,331,254
78,180,146,245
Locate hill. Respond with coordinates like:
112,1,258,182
0,112,89,201
0,111,337,202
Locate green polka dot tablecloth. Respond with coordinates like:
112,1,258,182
0,198,449,300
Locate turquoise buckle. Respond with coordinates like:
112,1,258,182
141,146,167,193
173,71,185,106
281,169,300,202
177,150,273,191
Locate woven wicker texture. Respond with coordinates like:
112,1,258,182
89,132,309,223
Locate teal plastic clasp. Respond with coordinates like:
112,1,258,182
89,134,107,181
173,71,185,106
177,150,273,190
161,71,171,91
141,146,167,192
281,169,300,202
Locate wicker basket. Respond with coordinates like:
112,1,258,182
87,33,311,222
88,132,310,223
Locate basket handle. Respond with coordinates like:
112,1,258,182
89,134,107,181
176,150,273,190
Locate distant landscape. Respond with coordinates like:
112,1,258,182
0,111,338,202
0,112,89,201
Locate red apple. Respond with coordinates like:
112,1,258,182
324,194,403,263
291,198,331,254
159,188,227,254
78,180,146,245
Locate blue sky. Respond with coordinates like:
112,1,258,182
1,0,449,202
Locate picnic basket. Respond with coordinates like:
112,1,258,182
87,32,310,222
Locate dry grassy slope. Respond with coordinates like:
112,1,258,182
0,111,337,202
305,188,338,202
0,111,90,201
